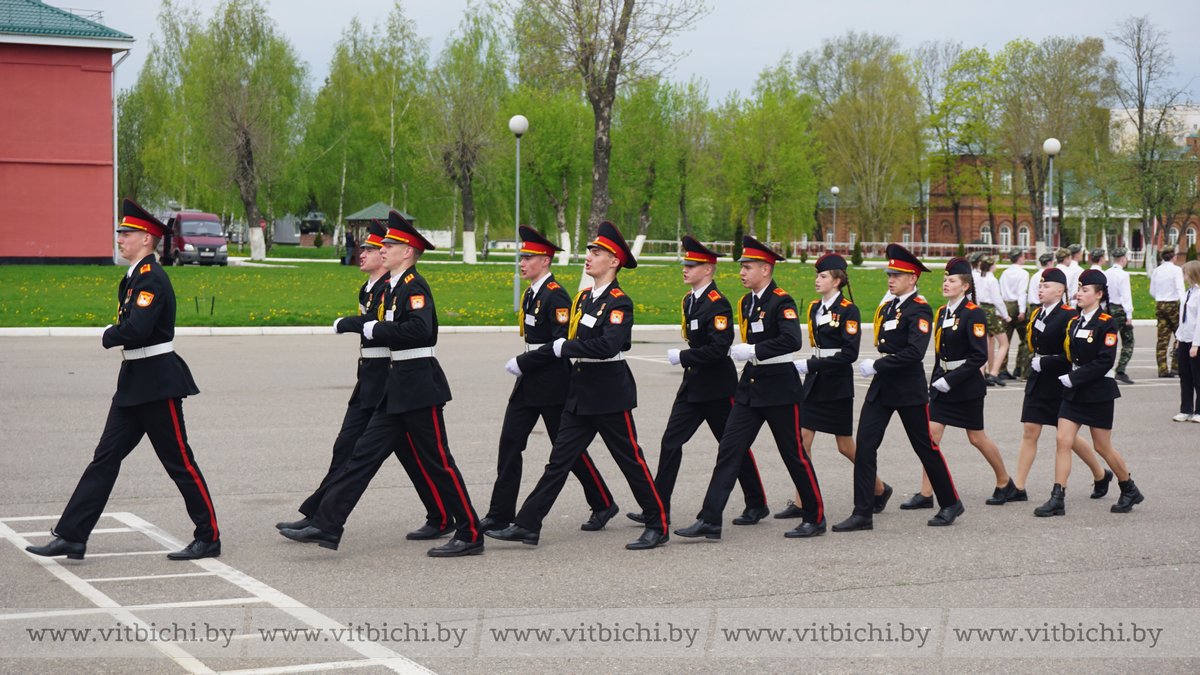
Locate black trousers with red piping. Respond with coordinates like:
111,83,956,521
312,405,481,543
515,409,667,534
697,402,823,526
853,400,958,517
54,398,219,544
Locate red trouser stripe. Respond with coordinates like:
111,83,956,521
624,411,668,533
732,397,767,500
925,404,959,500
431,408,478,541
793,404,824,522
578,453,611,507
167,399,219,542
407,432,448,528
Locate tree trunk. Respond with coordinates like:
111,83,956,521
573,174,583,263
556,175,571,266
746,203,758,238
952,200,961,243
584,0,635,240
233,123,261,259
460,178,477,264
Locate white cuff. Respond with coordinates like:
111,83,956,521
363,320,378,341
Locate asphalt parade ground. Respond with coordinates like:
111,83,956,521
2,326,1198,673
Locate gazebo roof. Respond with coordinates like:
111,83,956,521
344,202,414,223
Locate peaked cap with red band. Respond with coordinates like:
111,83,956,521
587,221,637,269
117,198,167,238
681,235,721,266
885,243,930,276
738,235,785,264
362,219,387,249
519,224,562,257
384,210,435,251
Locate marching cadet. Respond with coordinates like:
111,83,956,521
487,222,669,550
1033,268,1144,516
28,199,220,561
908,258,1016,507
486,225,616,533
275,220,396,533
832,243,963,532
998,249,1030,381
281,211,484,557
777,253,892,519
627,236,769,528
1011,267,1112,502
675,236,827,541
1104,247,1136,384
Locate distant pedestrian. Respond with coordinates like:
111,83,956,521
1174,260,1200,423
1150,249,1186,377
999,249,1030,380
1104,248,1135,384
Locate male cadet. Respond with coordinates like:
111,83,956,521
675,236,826,541
28,199,220,561
486,225,617,533
1149,249,1185,377
274,219,393,533
1105,247,1136,384
487,222,670,551
281,211,483,557
999,249,1030,380
832,243,963,532
627,236,769,528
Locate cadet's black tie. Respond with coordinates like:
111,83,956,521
1185,288,1192,323
685,293,695,318
523,287,535,313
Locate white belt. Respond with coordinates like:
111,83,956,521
360,347,391,359
1073,363,1115,379
391,347,435,361
525,342,546,352
750,353,794,366
575,353,625,363
942,358,967,370
122,341,174,361
813,347,840,358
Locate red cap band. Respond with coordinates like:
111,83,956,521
683,251,717,264
520,241,555,256
887,259,920,275
121,215,164,238
741,247,775,263
589,236,626,266
384,229,423,252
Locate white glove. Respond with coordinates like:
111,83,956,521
1031,356,1042,373
1058,374,1073,388
933,377,951,393
730,343,756,362
794,359,809,376
362,320,378,341
667,348,681,366
858,359,877,378
552,337,566,357
505,357,521,376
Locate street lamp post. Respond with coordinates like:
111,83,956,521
509,114,529,313
830,186,839,250
1042,137,1061,253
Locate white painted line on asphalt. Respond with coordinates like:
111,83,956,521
0,514,62,521
86,571,219,583
85,550,175,558
217,658,397,674
15,527,134,536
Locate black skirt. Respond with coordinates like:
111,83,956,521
1020,396,1060,427
1058,398,1114,430
929,396,985,430
801,397,854,436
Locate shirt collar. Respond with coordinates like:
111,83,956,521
590,281,611,299
530,272,552,296
1079,307,1097,324
126,261,138,278
389,266,411,289
895,289,917,305
821,291,840,311
945,296,964,314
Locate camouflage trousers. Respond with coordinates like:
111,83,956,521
1109,305,1135,375
1156,301,1180,375
1000,300,1031,375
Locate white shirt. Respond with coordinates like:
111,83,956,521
976,272,1010,320
590,281,611,299
1149,262,1186,302
999,264,1030,314
1104,263,1134,317
1028,267,1047,306
529,272,552,297
1177,285,1200,344
1063,260,1083,305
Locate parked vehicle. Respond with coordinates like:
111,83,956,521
166,211,228,266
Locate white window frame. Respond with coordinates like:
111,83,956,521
981,223,992,245
999,224,1012,248
1018,225,1030,249
1169,227,1180,246
1188,227,1197,247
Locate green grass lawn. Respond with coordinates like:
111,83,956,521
0,261,1153,327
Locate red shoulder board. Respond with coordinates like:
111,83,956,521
840,298,851,307
1060,304,1072,311
139,263,152,274
547,281,561,291
609,287,625,298
913,296,928,305
774,287,787,296
404,273,414,283
1099,313,1111,321
707,289,722,302
965,302,978,310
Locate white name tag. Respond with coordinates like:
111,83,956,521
385,310,394,321
690,319,699,330
816,313,832,326
358,303,367,314
525,314,537,326
751,320,764,333
1076,328,1092,339
1034,319,1046,332
883,319,899,331
942,317,955,328
581,314,598,328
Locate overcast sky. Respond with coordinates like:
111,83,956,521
77,0,1199,101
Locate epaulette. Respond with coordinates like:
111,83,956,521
547,281,561,291
840,298,851,307
707,289,722,302
1061,304,1072,311
965,302,978,310
138,263,152,274
913,296,928,304
1099,312,1111,321
773,287,788,296
609,287,625,298
404,273,414,284
582,287,592,293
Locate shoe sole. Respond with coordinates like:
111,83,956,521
784,528,826,538
1111,495,1144,513
831,523,872,532
626,536,669,550
673,531,721,540
406,530,454,541
898,503,934,510
428,548,484,557
280,531,339,550
1033,509,1065,517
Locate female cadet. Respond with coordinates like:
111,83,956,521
905,258,1016,507
1034,269,1144,516
777,253,892,520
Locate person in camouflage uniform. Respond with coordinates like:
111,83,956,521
1103,247,1136,384
1150,249,1184,377
999,249,1031,379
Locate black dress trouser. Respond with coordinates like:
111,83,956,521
853,400,959,518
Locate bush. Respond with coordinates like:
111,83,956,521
731,222,745,261
851,239,863,266
956,241,966,257
799,249,808,264
313,232,324,249
1188,243,1198,262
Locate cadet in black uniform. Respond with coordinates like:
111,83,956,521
275,219,395,532
778,253,892,520
485,225,616,532
1011,268,1111,502
1033,269,1144,516
909,258,1016,506
675,236,827,540
281,211,484,557
487,222,669,550
832,243,963,532
627,236,769,528
28,199,220,561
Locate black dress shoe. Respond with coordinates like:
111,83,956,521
477,516,508,532
773,501,804,519
580,504,620,531
899,493,934,510
25,537,86,560
1090,469,1114,499
927,501,965,526
1008,487,1029,502
406,522,455,540
984,374,998,387
785,520,826,538
168,539,222,560
484,524,539,546
673,520,721,539
625,529,669,550
279,526,340,550
275,517,310,531
986,478,1018,505
873,483,894,514
626,511,650,524
831,514,873,532
1115,372,1134,385
997,370,1014,381
731,505,771,525
428,538,484,557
